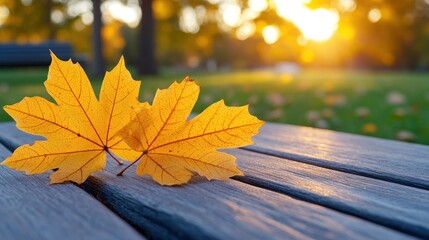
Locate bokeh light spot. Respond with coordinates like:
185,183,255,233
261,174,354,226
368,8,382,23
262,25,280,44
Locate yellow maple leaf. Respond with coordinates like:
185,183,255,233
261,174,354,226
2,52,141,184
116,77,264,185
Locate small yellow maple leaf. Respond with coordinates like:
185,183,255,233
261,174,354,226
116,77,264,185
2,52,141,184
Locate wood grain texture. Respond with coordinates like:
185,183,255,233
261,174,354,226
83,161,412,240
0,143,143,240
228,149,429,239
0,122,414,240
0,122,45,150
248,122,429,190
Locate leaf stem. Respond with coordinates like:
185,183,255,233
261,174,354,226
106,150,123,165
116,152,145,176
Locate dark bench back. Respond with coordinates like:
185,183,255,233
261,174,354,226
0,42,74,67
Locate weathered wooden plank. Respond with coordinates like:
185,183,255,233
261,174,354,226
247,122,429,190
0,143,143,240
0,122,414,239
229,149,429,239
0,122,42,150
83,162,413,240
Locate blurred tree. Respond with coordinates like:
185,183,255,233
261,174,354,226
0,0,62,42
92,0,106,76
1,0,429,70
138,0,158,75
336,0,429,69
44,0,55,40
103,20,126,61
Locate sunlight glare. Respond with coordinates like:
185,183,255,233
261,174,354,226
263,25,280,44
274,0,339,41
296,9,339,41
220,2,241,27
103,1,141,28
248,0,268,12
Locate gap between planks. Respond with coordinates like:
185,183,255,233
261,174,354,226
243,145,429,191
0,143,144,240
229,149,429,239
242,122,429,191
0,124,416,240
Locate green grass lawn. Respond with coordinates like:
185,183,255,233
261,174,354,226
1,67,429,144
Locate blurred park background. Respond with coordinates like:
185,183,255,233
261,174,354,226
1,0,429,144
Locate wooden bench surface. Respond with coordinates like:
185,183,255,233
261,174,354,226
0,144,142,240
0,121,428,239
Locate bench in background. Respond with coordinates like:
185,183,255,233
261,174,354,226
0,41,86,67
